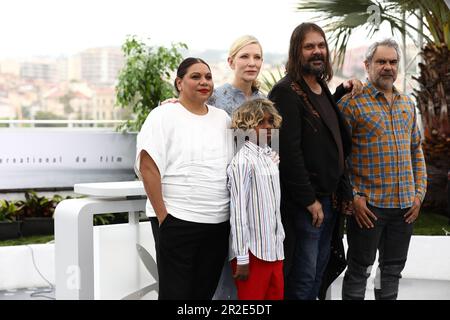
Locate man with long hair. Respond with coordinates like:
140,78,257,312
268,23,358,300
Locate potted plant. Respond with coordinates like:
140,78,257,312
0,199,22,240
16,191,59,237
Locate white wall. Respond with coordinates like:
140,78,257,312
0,244,55,290
1,234,449,298
0,129,136,190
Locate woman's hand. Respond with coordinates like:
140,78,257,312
160,97,178,105
270,151,280,165
157,212,169,226
343,79,363,97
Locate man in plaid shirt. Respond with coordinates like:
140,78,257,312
338,39,427,300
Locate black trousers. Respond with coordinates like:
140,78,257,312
157,214,229,300
342,205,413,300
150,217,160,265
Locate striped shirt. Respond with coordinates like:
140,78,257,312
227,141,285,265
338,81,427,208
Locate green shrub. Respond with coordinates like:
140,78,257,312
0,200,21,222
14,191,73,219
15,191,57,218
115,35,187,132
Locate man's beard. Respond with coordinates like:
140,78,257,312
302,54,326,78
375,73,396,90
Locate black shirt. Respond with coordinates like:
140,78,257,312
307,87,345,176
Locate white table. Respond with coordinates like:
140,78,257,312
74,181,145,198
54,181,149,300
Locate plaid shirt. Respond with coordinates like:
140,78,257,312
338,81,427,209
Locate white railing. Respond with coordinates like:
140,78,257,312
0,120,126,128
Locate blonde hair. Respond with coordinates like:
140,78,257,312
231,98,282,130
229,35,263,90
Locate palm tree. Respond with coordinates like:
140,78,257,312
295,0,449,214
259,67,285,96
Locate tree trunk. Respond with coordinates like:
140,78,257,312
413,43,450,215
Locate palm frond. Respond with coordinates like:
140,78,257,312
260,67,285,95
295,0,450,66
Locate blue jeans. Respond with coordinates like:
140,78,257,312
285,196,337,300
342,204,413,300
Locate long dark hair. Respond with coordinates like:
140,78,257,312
174,57,211,93
285,23,333,83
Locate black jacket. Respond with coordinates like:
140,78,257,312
268,74,352,208
268,74,352,299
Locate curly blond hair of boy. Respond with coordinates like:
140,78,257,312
231,98,282,130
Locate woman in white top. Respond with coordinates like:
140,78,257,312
135,57,231,300
159,36,266,300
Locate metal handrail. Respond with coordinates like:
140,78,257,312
0,119,126,128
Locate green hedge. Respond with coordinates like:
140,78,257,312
0,191,131,227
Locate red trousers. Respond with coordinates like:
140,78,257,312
231,253,284,300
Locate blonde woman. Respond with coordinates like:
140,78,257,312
164,35,265,114
209,35,265,116
227,98,285,300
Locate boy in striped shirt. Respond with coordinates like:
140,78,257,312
227,98,285,300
